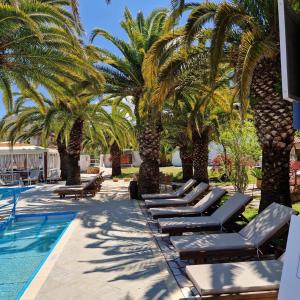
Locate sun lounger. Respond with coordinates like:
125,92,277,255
158,192,252,235
23,169,41,185
54,173,104,199
149,187,227,219
141,179,196,200
186,256,283,299
170,202,296,263
145,182,209,208
46,169,61,183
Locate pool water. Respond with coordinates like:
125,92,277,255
0,212,76,299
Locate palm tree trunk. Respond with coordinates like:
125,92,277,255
193,128,209,183
179,145,193,181
251,59,294,212
138,123,161,195
66,117,84,186
110,141,122,177
56,131,67,181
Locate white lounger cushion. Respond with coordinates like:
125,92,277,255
145,182,208,208
211,193,251,224
239,202,296,247
159,216,220,231
186,260,282,296
171,233,253,253
142,179,195,199
158,192,251,231
150,187,226,218
147,198,189,206
170,203,296,254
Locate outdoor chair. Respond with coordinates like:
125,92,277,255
186,255,284,299
149,187,227,219
141,178,196,200
54,173,104,199
46,169,61,183
145,182,209,208
170,202,297,264
158,192,252,235
23,169,41,185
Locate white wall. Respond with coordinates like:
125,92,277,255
172,151,182,167
80,155,90,172
171,143,224,167
100,151,142,168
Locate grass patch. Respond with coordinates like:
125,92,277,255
243,202,300,222
117,166,183,181
117,166,257,185
117,167,139,178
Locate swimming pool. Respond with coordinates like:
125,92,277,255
0,212,76,300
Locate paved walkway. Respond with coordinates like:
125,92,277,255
17,180,182,300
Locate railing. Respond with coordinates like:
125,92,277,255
0,173,21,184
0,187,31,230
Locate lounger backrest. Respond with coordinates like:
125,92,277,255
51,169,61,179
0,178,5,185
239,203,297,247
183,182,209,203
193,187,227,211
174,179,196,197
83,176,98,190
30,170,40,179
211,193,252,225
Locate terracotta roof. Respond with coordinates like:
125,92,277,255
0,142,31,147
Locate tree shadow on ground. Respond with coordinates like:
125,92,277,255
16,182,179,300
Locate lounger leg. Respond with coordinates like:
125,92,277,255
169,232,182,236
194,257,205,265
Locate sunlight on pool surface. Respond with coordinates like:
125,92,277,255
0,213,75,299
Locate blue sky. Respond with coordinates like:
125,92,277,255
79,0,171,49
0,0,172,116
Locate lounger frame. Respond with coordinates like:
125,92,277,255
152,197,223,220
179,223,291,264
55,173,104,199
200,290,277,299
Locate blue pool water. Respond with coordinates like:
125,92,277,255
0,212,76,299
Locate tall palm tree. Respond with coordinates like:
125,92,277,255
86,99,136,178
1,92,136,185
162,102,194,180
180,0,295,211
90,8,171,194
144,32,232,183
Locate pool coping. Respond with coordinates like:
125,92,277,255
20,213,80,300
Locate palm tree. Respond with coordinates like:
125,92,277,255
180,0,295,211
144,32,232,183
90,8,171,194
1,92,136,185
162,103,194,180
91,100,136,178
0,0,91,112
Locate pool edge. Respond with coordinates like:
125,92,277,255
19,214,80,300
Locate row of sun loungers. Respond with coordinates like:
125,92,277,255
144,182,209,208
142,180,297,299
